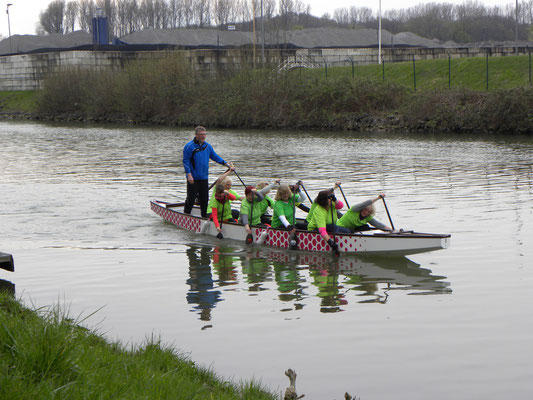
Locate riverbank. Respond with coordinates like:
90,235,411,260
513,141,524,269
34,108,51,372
1,55,532,134
0,292,277,399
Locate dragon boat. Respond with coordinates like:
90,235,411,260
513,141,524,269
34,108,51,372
150,200,451,256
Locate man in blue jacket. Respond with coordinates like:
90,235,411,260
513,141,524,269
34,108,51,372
183,126,231,217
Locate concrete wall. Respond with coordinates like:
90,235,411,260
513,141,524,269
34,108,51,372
0,46,531,91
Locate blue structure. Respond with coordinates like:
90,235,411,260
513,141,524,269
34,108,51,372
92,16,108,45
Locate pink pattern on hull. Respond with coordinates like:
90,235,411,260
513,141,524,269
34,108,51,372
152,203,362,252
153,204,201,232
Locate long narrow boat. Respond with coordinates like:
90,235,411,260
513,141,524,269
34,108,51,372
150,200,451,256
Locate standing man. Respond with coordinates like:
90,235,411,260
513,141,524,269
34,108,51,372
183,126,232,217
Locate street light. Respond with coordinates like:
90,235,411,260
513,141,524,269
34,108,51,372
6,3,12,53
260,0,265,65
515,0,519,55
376,0,382,64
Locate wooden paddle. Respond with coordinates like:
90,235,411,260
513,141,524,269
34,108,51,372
382,196,396,231
217,198,225,239
299,181,313,204
246,191,254,244
233,169,247,188
329,202,340,257
337,183,350,209
289,191,298,250
208,167,231,191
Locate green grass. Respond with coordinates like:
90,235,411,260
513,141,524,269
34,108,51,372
1,55,532,133
306,54,533,91
0,90,39,113
0,292,277,400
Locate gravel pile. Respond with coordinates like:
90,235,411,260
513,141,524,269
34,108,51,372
0,31,92,55
121,27,446,48
0,27,449,56
4,27,530,55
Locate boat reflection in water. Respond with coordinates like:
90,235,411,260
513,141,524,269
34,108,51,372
185,247,222,327
184,245,451,320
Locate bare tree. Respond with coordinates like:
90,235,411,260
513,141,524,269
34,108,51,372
333,7,349,25
227,0,240,24
38,0,66,34
279,0,294,31
154,0,171,28
116,0,131,35
194,0,212,27
264,0,276,20
357,7,373,24
64,1,79,32
77,0,95,32
168,0,184,27
214,0,231,27
183,0,194,26
139,0,155,28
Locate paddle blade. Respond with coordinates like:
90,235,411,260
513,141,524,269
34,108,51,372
246,233,253,244
256,230,269,245
200,220,210,234
216,232,224,239
288,233,298,250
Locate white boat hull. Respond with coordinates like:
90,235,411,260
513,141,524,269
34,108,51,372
150,200,450,256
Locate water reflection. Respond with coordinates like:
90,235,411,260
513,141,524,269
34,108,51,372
184,245,451,321
185,247,221,326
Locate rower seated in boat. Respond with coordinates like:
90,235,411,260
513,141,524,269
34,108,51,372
336,193,393,233
307,190,350,252
255,181,277,224
295,181,342,230
207,167,242,220
271,184,305,233
208,184,238,235
239,181,279,235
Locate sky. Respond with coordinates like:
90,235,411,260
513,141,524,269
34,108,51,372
0,0,518,38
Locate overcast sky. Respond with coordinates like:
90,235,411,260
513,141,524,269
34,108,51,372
1,0,517,38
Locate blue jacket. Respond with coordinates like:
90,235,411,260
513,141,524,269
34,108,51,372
183,139,226,180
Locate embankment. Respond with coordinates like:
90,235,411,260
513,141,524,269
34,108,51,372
1,56,532,134
0,291,276,399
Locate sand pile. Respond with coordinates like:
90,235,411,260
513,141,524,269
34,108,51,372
0,27,451,55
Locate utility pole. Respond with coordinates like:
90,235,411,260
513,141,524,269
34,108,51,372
252,0,256,68
261,0,265,66
515,0,519,55
6,3,12,53
378,0,382,64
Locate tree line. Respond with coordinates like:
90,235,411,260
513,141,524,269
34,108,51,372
333,1,533,43
38,0,532,43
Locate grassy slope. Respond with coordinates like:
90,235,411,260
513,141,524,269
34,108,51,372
0,292,277,400
307,55,533,91
0,90,39,113
0,56,532,133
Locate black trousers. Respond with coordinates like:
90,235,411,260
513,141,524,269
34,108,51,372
352,224,372,232
184,179,209,217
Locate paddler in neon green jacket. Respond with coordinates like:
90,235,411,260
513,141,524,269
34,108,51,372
239,180,279,235
336,193,393,232
255,181,277,224
271,184,305,231
296,181,342,230
307,190,350,253
207,167,242,219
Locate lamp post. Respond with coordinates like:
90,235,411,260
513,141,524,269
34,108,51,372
260,0,265,65
378,0,382,64
6,3,12,53
515,0,519,55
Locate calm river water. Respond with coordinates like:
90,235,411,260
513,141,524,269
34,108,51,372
1,121,532,399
